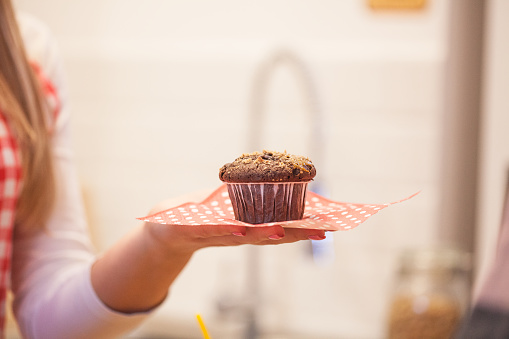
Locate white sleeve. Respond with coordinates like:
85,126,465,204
10,13,151,339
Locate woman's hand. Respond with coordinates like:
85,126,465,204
145,220,327,258
143,188,326,257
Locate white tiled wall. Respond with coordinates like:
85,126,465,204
14,1,453,338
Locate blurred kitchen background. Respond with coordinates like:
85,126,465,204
11,0,508,338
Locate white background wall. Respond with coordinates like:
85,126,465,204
12,1,463,338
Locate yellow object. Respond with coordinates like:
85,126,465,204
369,0,426,10
196,314,212,339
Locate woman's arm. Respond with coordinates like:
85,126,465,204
91,210,325,313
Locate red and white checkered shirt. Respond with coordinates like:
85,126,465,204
0,114,22,332
0,61,59,334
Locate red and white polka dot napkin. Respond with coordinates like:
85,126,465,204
138,185,419,231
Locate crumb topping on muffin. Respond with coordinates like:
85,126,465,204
219,150,316,183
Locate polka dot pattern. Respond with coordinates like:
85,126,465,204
138,185,419,231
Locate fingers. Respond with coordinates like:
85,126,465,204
245,226,326,243
203,226,327,247
198,225,286,246
256,227,326,245
155,220,328,251
179,224,249,239
245,225,286,241
146,221,247,247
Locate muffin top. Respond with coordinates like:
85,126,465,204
219,150,316,183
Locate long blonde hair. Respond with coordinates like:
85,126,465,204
0,0,55,232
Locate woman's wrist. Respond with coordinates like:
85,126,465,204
142,221,196,264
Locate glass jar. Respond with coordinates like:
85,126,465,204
387,248,471,339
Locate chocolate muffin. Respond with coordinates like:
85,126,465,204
219,150,316,183
219,150,316,224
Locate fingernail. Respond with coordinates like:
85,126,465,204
232,232,246,237
268,234,284,240
308,235,326,241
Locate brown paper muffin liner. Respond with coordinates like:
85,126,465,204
226,182,309,224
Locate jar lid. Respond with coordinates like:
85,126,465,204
398,247,471,274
